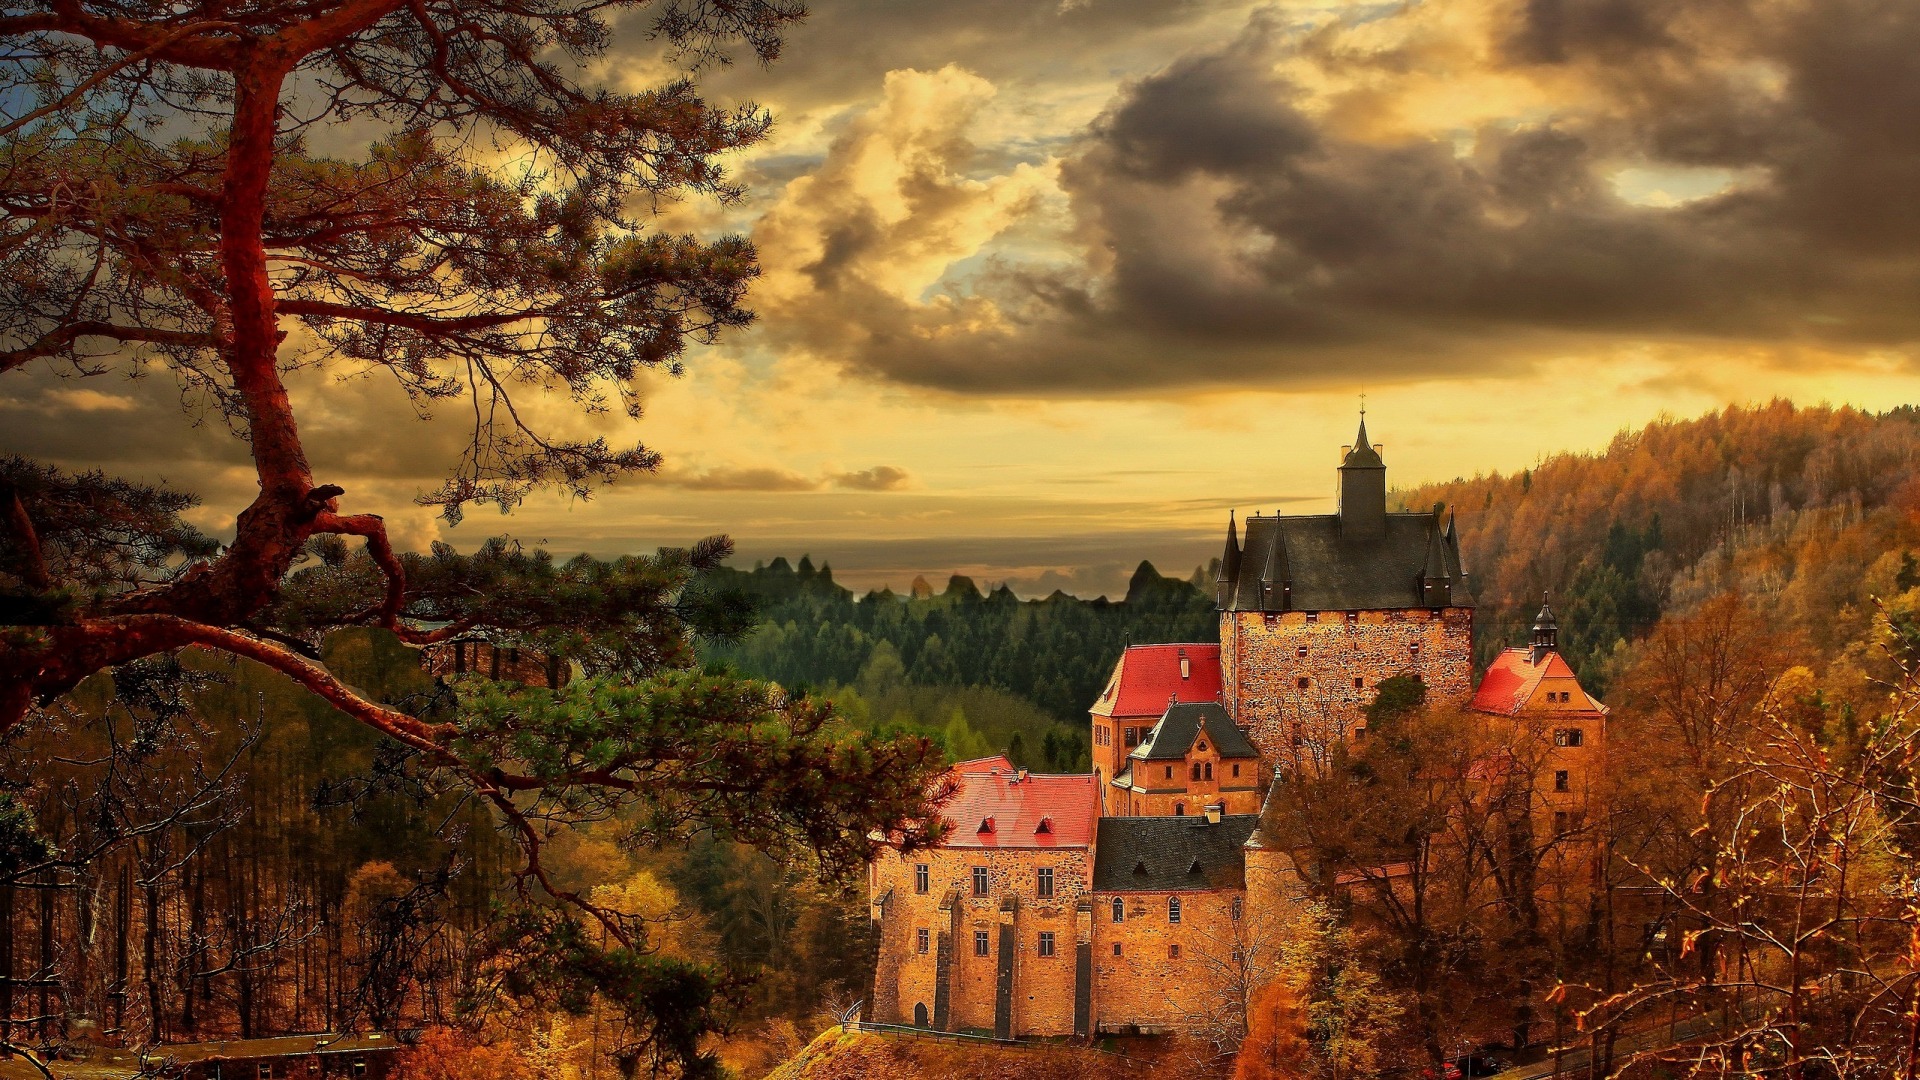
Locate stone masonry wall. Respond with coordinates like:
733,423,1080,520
870,845,1092,1036
1089,888,1244,1033
1223,607,1474,769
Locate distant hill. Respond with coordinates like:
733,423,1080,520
1401,400,1920,691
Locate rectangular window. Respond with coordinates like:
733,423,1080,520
1165,765,1174,780
1168,943,1182,959
1554,770,1570,792
1555,728,1585,748
1410,642,1421,656
1354,676,1364,689
1124,727,1140,747
1346,611,1359,626
1113,942,1123,957
1037,867,1055,898
1305,612,1319,623
1232,763,1241,777
1037,931,1056,958
1554,811,1570,834
1296,676,1310,689
1295,645,1307,658
974,930,991,956
972,866,989,896
917,928,930,954
915,864,929,893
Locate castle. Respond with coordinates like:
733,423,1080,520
866,419,1609,1038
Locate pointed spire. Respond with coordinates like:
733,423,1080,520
1259,523,1290,611
1530,592,1559,663
1419,514,1454,606
1342,412,1384,469
1215,511,1241,611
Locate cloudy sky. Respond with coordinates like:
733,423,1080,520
10,0,1920,596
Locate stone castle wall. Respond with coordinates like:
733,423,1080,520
1089,888,1244,1033
870,845,1092,1036
1222,607,1474,768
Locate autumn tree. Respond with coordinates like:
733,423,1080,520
1233,981,1311,1080
0,0,948,1069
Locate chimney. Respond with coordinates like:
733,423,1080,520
1204,804,1223,825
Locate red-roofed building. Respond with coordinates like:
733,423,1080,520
1089,643,1222,813
868,759,1099,1038
1468,598,1608,850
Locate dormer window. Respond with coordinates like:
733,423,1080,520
977,817,995,834
1179,653,1190,679
1035,817,1053,835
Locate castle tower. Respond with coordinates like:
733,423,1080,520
1337,417,1387,540
1216,416,1475,771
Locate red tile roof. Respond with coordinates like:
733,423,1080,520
1469,648,1607,715
1091,643,1222,718
933,763,1098,849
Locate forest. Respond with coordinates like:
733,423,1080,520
702,558,1217,772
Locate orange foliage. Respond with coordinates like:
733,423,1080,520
1233,982,1311,1080
390,1028,523,1080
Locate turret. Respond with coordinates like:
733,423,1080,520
1259,523,1290,611
1529,594,1559,665
1338,416,1387,540
1215,511,1241,609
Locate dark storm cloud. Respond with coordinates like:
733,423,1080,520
768,0,1920,395
831,465,912,491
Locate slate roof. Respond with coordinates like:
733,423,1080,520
934,763,1099,849
1469,648,1609,716
1222,511,1473,611
1091,816,1260,892
1090,644,1222,718
1134,702,1258,761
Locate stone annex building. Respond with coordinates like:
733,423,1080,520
866,419,1611,1038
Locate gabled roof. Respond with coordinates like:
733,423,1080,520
1091,643,1222,718
1092,816,1260,892
1469,648,1608,716
952,754,1014,774
932,763,1098,849
1222,512,1473,612
1134,702,1258,761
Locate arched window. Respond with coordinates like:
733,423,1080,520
1111,897,1125,923
1204,762,1214,780
1169,896,1183,924
1190,762,1202,781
